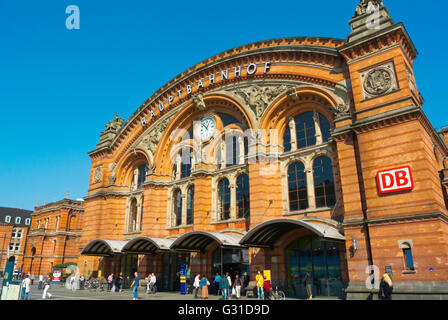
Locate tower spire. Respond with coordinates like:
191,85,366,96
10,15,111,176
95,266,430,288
348,0,394,43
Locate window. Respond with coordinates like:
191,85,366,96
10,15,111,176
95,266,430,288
5,216,11,223
187,186,195,225
180,148,192,178
288,162,308,211
403,248,414,270
15,217,21,224
173,190,182,226
283,126,291,152
236,174,250,219
295,112,316,149
129,198,138,232
137,164,146,189
319,114,331,143
313,156,336,208
225,136,240,167
25,218,31,225
17,229,22,239
218,179,231,220
11,229,17,238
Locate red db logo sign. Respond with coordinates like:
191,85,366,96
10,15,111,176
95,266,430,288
377,166,414,194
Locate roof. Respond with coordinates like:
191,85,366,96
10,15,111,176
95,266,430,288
170,231,243,252
239,218,345,248
81,239,128,256
122,237,174,254
0,207,33,226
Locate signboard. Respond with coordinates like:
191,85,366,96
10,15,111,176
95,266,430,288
179,264,186,295
52,268,62,282
264,270,271,281
1,284,21,300
377,166,414,194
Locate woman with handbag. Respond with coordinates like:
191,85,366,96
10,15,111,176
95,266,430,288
199,274,209,299
233,274,242,299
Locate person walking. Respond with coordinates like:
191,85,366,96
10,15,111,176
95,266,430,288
241,271,249,297
199,274,209,300
263,279,272,300
255,271,264,300
378,273,393,300
220,273,229,300
193,273,201,299
213,273,221,296
38,274,43,290
117,273,124,292
130,272,141,300
79,275,85,289
149,273,157,293
42,277,52,299
21,274,31,300
107,273,114,292
304,272,313,300
226,273,232,298
233,274,242,299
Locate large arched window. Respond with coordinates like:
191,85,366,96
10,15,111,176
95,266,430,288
218,179,231,220
288,162,308,211
319,114,331,143
187,185,194,225
137,164,146,189
295,112,316,149
173,189,183,226
313,156,336,208
236,174,250,219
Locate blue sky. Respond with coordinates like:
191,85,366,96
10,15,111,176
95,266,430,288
0,0,446,210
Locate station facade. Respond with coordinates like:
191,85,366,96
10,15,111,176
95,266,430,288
77,1,448,299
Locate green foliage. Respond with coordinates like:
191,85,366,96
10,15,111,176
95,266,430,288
53,262,77,268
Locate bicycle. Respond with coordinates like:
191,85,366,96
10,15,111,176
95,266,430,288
270,286,286,300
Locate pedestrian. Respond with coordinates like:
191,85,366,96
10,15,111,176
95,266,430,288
149,273,157,293
193,273,201,298
263,278,272,300
220,273,229,300
38,274,43,290
107,273,114,292
118,273,124,292
241,271,249,297
226,273,232,298
130,272,141,300
304,272,313,300
233,274,242,299
199,274,210,299
378,273,393,300
255,271,264,300
79,275,85,289
213,273,221,296
42,277,52,299
21,274,31,300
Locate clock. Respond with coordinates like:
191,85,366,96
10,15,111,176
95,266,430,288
197,116,216,141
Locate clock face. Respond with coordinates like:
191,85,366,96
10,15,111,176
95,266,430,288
197,116,216,141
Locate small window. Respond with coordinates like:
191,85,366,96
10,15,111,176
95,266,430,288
403,248,415,271
25,218,31,225
11,229,17,238
17,229,22,239
5,216,11,223
15,217,21,224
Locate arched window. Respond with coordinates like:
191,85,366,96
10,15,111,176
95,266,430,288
288,162,308,211
173,190,182,226
295,112,316,149
25,218,31,225
283,126,291,152
218,179,231,220
15,217,21,224
181,148,192,178
319,114,331,143
187,185,195,225
5,216,11,223
130,198,138,232
313,156,336,208
236,174,250,219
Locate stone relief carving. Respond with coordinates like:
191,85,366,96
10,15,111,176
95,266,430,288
96,113,124,149
192,94,206,111
138,114,174,155
108,162,117,184
93,166,103,184
232,84,289,120
354,0,383,17
360,62,397,100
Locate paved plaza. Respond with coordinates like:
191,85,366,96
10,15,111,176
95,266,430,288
23,283,277,301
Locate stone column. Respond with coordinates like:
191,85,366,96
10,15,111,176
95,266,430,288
176,153,181,180
181,193,187,226
313,110,323,145
305,158,316,209
230,182,237,220
221,140,226,169
289,117,297,151
238,136,245,165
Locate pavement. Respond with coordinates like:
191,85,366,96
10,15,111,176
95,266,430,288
24,283,274,300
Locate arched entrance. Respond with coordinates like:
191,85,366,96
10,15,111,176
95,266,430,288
240,218,348,299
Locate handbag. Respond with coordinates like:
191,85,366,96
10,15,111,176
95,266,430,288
231,287,236,296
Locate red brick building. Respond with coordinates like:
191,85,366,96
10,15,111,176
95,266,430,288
76,1,448,299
